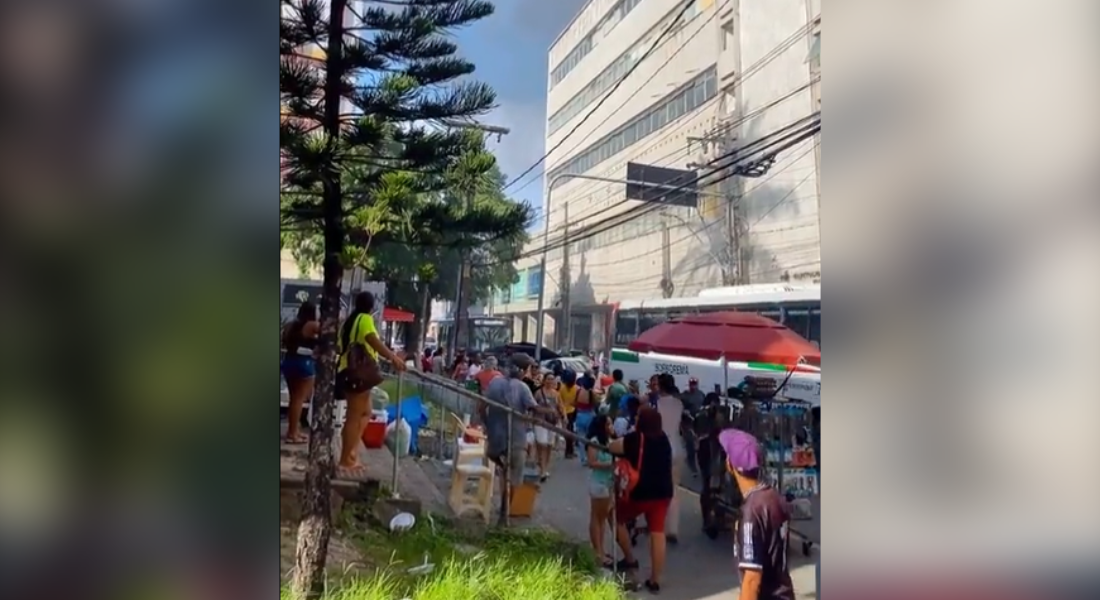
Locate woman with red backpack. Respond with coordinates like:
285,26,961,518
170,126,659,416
609,406,675,593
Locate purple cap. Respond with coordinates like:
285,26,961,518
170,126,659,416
718,429,761,473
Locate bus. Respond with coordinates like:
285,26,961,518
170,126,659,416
437,317,513,353
612,283,821,348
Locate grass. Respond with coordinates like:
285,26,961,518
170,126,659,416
294,556,624,600
288,507,625,600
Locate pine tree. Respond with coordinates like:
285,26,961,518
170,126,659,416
279,1,502,597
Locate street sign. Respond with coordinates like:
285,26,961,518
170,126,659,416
625,162,698,208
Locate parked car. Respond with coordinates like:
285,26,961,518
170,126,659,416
540,356,591,375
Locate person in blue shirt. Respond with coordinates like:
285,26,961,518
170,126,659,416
614,394,641,437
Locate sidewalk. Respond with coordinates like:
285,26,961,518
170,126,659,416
278,423,448,515
532,455,818,600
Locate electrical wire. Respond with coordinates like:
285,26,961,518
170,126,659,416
522,75,819,240
509,0,729,199
503,0,698,192
528,111,820,259
511,12,820,211
483,112,820,266
303,15,818,237
579,141,819,271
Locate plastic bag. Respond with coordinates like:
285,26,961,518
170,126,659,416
370,387,390,411
385,418,412,458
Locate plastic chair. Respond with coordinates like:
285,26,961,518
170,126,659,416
449,413,485,464
448,462,495,523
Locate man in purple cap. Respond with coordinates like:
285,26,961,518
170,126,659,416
719,429,795,600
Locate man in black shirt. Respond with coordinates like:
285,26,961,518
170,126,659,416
719,428,796,600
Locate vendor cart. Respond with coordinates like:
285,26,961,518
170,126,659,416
696,383,820,556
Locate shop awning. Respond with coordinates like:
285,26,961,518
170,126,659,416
382,307,415,323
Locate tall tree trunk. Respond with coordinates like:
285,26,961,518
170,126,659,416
405,282,432,358
291,0,346,597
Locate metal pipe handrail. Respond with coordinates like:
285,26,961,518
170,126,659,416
395,368,611,453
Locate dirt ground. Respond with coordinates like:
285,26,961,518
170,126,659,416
279,524,373,584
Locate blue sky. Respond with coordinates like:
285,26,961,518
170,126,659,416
452,0,588,214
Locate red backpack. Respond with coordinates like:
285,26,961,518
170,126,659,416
614,434,645,500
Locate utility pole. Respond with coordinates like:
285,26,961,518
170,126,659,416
534,172,732,360
447,122,509,362
533,207,550,360
688,130,738,286
559,202,572,351
660,219,673,298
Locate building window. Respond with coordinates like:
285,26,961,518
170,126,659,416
548,0,707,135
548,0,647,89
526,267,542,298
721,20,734,51
807,32,820,71
547,66,718,182
721,84,736,116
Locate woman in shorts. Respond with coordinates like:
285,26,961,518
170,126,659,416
586,414,616,568
532,374,561,481
609,407,674,592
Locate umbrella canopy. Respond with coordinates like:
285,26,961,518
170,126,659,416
627,311,820,367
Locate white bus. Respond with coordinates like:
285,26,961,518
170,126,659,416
612,283,821,348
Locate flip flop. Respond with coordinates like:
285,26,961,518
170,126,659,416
283,436,308,445
336,464,366,478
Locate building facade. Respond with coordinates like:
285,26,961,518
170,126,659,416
493,0,821,352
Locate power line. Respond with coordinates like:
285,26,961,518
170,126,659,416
497,115,819,267
508,1,727,198
581,141,819,271
523,74,819,240
510,12,820,209
479,112,819,267
529,105,819,258
503,0,698,192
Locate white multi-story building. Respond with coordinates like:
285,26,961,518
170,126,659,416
494,0,821,351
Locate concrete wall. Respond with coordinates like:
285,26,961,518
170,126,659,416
496,0,821,319
736,0,821,283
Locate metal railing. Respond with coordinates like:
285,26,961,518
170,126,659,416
377,367,614,524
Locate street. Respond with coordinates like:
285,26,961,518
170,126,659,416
530,454,818,600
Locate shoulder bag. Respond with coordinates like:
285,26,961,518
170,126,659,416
614,433,645,501
340,314,384,393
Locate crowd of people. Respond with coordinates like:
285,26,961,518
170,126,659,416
283,313,796,599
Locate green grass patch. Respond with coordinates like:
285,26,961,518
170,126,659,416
284,556,624,600
311,508,623,600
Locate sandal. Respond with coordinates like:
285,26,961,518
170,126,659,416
336,464,365,478
614,558,639,571
644,579,661,593
601,554,615,569
283,435,308,445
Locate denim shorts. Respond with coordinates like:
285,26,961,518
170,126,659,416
588,481,611,499
281,356,315,380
